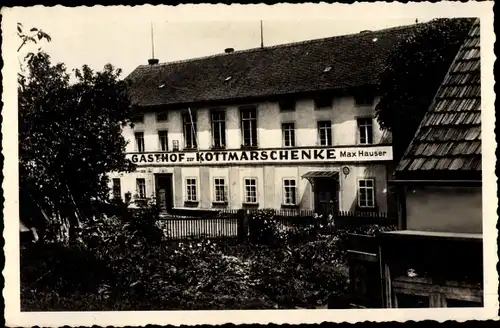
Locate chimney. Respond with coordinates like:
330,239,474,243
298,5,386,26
224,48,235,54
148,23,158,65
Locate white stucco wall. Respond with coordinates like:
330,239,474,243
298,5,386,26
121,95,388,152
405,186,483,234
109,162,389,212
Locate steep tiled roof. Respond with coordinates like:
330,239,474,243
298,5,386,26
126,23,428,108
396,19,481,179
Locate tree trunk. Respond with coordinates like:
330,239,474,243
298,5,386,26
65,185,84,244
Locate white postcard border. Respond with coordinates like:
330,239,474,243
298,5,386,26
2,2,498,326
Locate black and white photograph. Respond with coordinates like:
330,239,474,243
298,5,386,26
2,2,497,326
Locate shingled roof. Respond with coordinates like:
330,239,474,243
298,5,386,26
126,23,428,108
396,19,481,180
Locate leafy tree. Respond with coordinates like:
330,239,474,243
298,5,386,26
375,18,474,163
17,22,52,52
18,23,136,243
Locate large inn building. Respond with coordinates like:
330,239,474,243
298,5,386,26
109,24,423,213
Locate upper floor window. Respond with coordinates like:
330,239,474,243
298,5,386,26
282,122,296,147
283,179,297,205
156,111,168,122
186,178,197,202
358,118,373,145
131,114,144,124
183,112,197,149
240,106,257,148
136,178,146,199
135,132,145,152
158,130,168,151
358,179,375,208
211,110,226,148
279,99,296,112
244,178,258,204
214,177,228,203
317,121,332,146
314,95,332,110
112,178,121,199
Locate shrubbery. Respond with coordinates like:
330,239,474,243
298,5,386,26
247,209,342,246
21,205,395,310
248,234,349,308
247,209,278,244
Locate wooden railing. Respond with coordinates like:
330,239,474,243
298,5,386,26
157,215,240,240
156,208,396,241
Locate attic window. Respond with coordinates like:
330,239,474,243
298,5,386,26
323,66,332,73
354,91,375,106
131,114,144,124
279,99,296,112
158,84,165,89
224,76,232,82
314,94,332,110
157,111,168,122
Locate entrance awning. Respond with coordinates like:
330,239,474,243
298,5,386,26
302,171,339,180
302,171,339,188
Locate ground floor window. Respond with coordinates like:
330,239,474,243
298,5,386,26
283,179,297,205
186,178,198,202
136,178,146,199
358,178,375,208
244,178,257,203
112,178,121,199
214,177,227,202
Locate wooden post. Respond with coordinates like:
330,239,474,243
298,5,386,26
382,258,393,308
378,240,386,308
237,209,249,242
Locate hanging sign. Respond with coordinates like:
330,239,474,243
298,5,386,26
127,146,393,166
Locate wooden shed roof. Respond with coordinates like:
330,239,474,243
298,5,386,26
396,19,481,181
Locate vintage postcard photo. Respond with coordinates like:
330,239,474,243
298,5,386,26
1,2,497,326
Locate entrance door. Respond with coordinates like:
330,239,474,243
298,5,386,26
314,178,339,215
155,174,173,212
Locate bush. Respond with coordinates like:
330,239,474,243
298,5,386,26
246,211,343,246
248,209,279,245
350,223,398,236
20,242,111,296
21,205,363,311
21,197,166,309
249,234,349,308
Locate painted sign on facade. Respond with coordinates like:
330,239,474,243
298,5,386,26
127,146,393,166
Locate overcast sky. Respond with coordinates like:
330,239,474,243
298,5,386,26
4,3,491,79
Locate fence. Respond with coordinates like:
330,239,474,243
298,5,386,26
157,208,397,241
157,215,239,240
